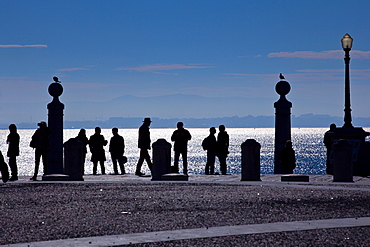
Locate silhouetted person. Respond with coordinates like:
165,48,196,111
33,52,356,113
30,121,51,181
171,122,192,175
109,128,126,175
136,118,153,176
279,140,296,174
0,150,9,183
324,123,336,174
76,129,89,167
202,127,217,175
7,124,20,181
89,127,108,175
216,125,229,175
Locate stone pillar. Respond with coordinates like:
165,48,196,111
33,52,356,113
152,139,172,181
333,139,353,182
274,80,292,174
64,138,84,181
241,139,261,181
43,81,65,180
326,127,370,176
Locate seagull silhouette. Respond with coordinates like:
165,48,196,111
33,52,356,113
53,76,61,83
279,73,285,80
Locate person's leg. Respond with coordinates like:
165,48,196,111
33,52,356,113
205,152,210,175
182,151,188,175
173,151,180,173
118,156,125,174
136,149,145,174
100,161,105,175
111,154,119,174
143,149,153,171
8,156,18,180
219,155,227,175
32,149,41,179
93,161,98,175
209,152,215,175
41,149,48,175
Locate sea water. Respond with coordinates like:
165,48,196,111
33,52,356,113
1,128,369,176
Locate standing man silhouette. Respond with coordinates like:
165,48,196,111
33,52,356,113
109,127,126,175
171,122,192,175
202,127,217,175
7,124,20,181
216,125,229,175
135,118,153,176
30,121,51,181
89,127,108,175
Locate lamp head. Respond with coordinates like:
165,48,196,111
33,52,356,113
341,33,353,50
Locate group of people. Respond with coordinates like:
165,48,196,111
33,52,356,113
202,125,229,175
135,118,230,176
74,127,127,176
0,117,232,182
0,122,128,182
0,117,298,182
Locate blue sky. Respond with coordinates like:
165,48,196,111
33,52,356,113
1,0,370,123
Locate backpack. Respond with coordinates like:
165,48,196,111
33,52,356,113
202,137,209,151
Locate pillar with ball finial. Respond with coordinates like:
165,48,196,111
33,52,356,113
42,77,68,180
274,73,292,174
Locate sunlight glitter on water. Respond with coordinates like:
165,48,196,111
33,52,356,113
0,127,359,176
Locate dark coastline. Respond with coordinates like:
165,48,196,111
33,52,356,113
3,114,370,129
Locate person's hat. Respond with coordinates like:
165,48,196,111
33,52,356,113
143,117,152,123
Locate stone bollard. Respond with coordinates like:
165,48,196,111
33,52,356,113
64,138,84,181
333,139,353,182
152,139,172,181
241,139,261,181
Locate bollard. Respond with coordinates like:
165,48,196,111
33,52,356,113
241,139,261,181
64,138,84,181
152,139,172,181
333,139,353,182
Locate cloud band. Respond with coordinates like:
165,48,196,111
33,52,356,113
268,50,370,59
0,44,47,48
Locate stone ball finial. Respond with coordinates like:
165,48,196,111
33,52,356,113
275,80,290,96
48,82,63,98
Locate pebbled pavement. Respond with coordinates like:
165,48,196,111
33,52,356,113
1,174,370,246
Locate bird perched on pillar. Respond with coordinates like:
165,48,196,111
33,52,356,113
53,76,61,83
279,73,285,80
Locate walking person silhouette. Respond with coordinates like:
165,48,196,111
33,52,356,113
135,118,153,176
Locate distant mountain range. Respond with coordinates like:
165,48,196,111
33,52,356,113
1,94,369,128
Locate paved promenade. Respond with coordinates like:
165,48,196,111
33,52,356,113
1,174,370,246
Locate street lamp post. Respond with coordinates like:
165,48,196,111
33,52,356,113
341,33,353,128
323,34,370,177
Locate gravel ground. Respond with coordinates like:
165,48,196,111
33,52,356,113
1,182,370,245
